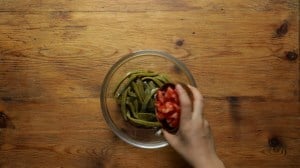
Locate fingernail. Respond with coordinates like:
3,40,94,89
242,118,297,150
175,84,182,91
155,129,162,136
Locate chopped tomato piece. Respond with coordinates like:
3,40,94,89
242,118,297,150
155,84,180,133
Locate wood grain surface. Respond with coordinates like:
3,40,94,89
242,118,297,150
0,0,299,167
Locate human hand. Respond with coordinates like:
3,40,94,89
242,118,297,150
163,84,224,168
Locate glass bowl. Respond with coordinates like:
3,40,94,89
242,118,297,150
100,50,196,149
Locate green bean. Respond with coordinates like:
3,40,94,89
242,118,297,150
113,71,136,96
141,88,158,112
114,74,137,98
136,79,145,101
127,102,138,118
133,99,139,114
115,71,163,98
114,70,170,128
121,87,129,121
150,77,164,87
114,70,154,93
128,90,137,97
131,81,143,103
144,83,151,95
148,81,156,90
157,74,170,83
126,112,161,127
137,113,157,121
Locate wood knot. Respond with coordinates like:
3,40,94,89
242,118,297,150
286,51,298,61
175,39,184,46
269,137,281,148
268,136,286,155
276,20,288,37
0,111,7,128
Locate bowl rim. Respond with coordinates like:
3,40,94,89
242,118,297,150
100,50,196,149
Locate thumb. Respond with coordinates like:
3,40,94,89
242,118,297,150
163,130,180,147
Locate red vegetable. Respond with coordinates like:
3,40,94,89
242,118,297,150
155,84,180,133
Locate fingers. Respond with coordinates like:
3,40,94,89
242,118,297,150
163,130,180,147
188,85,203,120
203,119,211,134
203,119,214,143
176,84,192,125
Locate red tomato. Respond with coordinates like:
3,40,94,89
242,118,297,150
155,84,180,133
156,90,165,103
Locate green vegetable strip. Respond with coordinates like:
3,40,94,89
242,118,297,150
128,89,136,97
114,70,170,128
150,77,164,87
148,81,156,90
113,73,132,96
113,71,140,96
115,74,138,98
127,102,138,118
121,87,129,121
126,112,161,127
115,71,161,98
147,99,154,111
144,83,150,94
137,113,157,121
157,75,170,83
131,82,143,103
136,79,145,101
141,88,158,112
133,99,139,114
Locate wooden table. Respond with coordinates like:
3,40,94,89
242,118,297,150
0,0,299,167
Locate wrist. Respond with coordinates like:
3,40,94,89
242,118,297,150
194,154,224,168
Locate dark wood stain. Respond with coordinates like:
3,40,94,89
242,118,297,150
94,159,105,168
227,96,241,122
268,136,287,155
286,51,298,61
0,111,7,128
175,39,184,46
276,20,288,37
269,136,282,148
2,97,12,102
0,111,15,129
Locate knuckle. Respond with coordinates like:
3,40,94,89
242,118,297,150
179,124,190,132
204,120,210,128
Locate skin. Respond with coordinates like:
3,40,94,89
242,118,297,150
163,84,225,168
